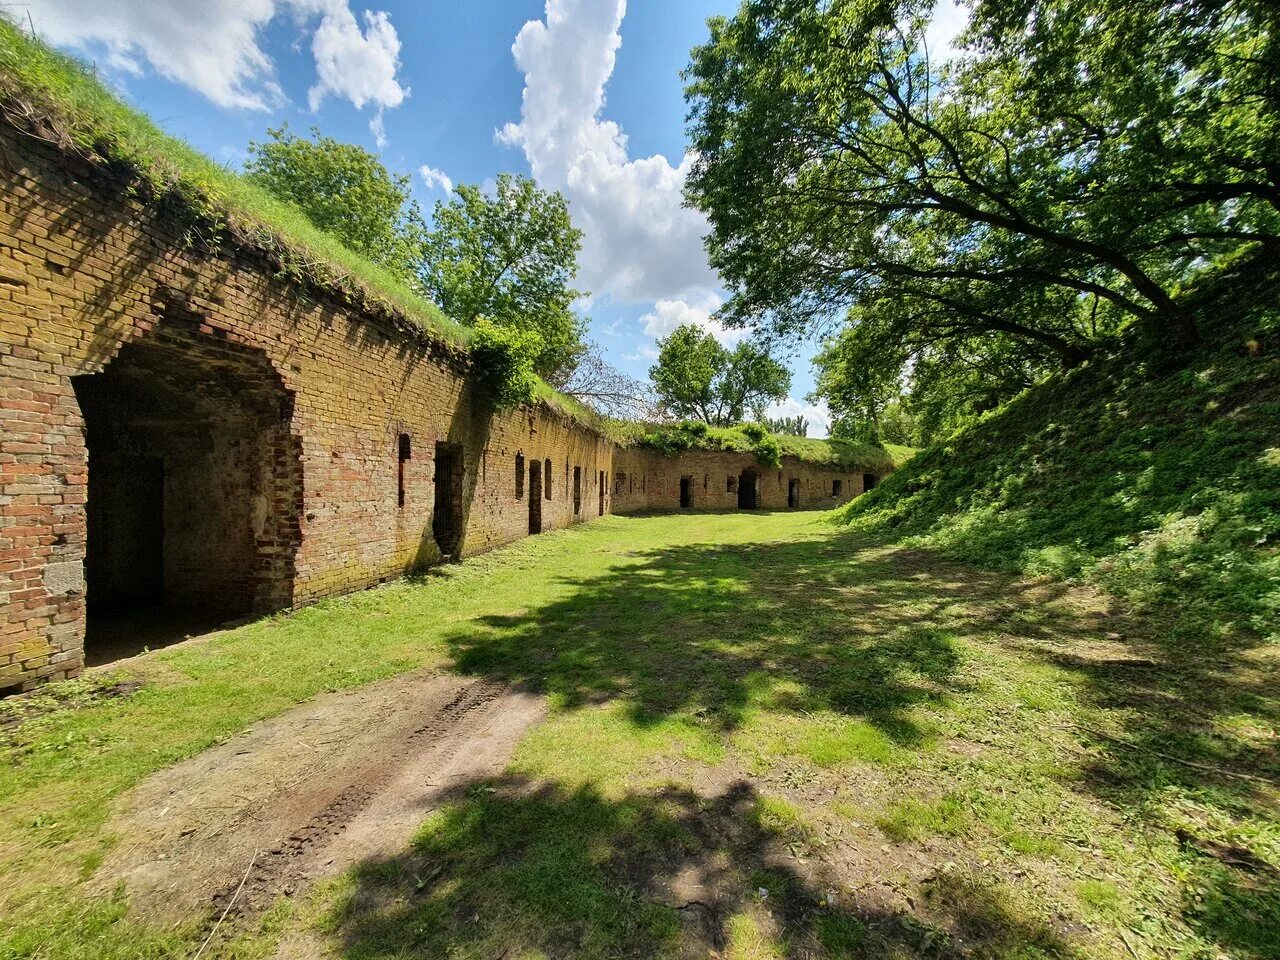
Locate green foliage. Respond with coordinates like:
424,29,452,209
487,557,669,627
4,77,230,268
684,0,1279,415
244,124,428,284
423,174,587,382
636,421,892,472
762,414,808,437
469,319,542,410
842,315,1280,643
649,324,790,424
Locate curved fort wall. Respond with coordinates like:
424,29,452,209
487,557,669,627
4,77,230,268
0,124,882,692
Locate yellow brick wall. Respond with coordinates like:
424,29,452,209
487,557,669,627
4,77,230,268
0,124,887,692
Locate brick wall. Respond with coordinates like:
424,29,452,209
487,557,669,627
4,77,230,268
0,126,618,691
0,123,886,692
610,447,868,513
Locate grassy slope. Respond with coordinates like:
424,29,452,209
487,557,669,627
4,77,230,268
2,513,1276,959
842,316,1280,646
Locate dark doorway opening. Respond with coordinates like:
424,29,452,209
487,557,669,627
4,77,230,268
73,326,301,666
863,473,878,492
832,478,843,497
598,470,605,515
737,469,758,509
528,460,542,534
433,442,464,559
679,476,693,508
573,466,582,515
398,434,412,508
787,478,800,508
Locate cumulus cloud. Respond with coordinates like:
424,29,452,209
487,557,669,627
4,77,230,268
497,0,719,305
640,295,743,346
30,0,407,119
419,165,454,195
306,5,407,113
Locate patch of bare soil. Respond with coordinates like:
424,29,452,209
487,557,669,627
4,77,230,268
92,670,545,922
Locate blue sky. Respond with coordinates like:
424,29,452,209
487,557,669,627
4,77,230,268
28,0,960,434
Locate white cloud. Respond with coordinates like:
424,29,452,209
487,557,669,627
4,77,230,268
30,0,282,110
419,165,454,195
764,397,832,439
306,6,407,113
922,0,969,66
640,295,743,346
369,111,388,149
30,0,407,118
497,0,719,305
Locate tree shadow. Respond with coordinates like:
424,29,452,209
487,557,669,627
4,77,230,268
432,523,1279,956
440,527,978,743
325,775,1074,959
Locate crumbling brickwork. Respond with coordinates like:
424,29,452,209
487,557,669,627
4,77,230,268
0,126,614,691
0,123,888,692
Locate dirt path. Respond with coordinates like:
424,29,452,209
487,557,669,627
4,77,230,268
92,670,546,923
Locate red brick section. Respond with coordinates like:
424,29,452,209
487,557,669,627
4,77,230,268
0,122,885,692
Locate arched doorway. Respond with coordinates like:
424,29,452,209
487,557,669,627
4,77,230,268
737,468,758,509
73,325,302,664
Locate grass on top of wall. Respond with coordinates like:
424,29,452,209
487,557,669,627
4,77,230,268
617,420,912,472
0,17,612,433
0,19,465,344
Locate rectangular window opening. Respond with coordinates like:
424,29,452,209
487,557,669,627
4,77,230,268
397,433,411,508
515,452,525,499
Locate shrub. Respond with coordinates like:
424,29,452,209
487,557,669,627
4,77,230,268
752,434,782,467
469,320,542,410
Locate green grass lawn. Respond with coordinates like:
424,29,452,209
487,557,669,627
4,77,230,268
2,512,1277,959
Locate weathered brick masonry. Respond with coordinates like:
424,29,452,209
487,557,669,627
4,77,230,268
0,123,883,692
610,446,869,513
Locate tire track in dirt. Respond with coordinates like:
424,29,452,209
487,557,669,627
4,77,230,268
92,671,545,925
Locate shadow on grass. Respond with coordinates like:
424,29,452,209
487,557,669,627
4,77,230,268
327,776,1072,959
426,521,1280,956
439,527,980,742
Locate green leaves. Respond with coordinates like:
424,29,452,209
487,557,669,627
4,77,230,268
423,174,587,383
649,324,791,425
245,124,427,285
686,0,1278,445
469,319,543,411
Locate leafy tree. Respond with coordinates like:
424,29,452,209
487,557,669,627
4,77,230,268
245,125,426,283
423,174,587,383
684,0,1279,365
649,324,791,425
763,414,808,436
